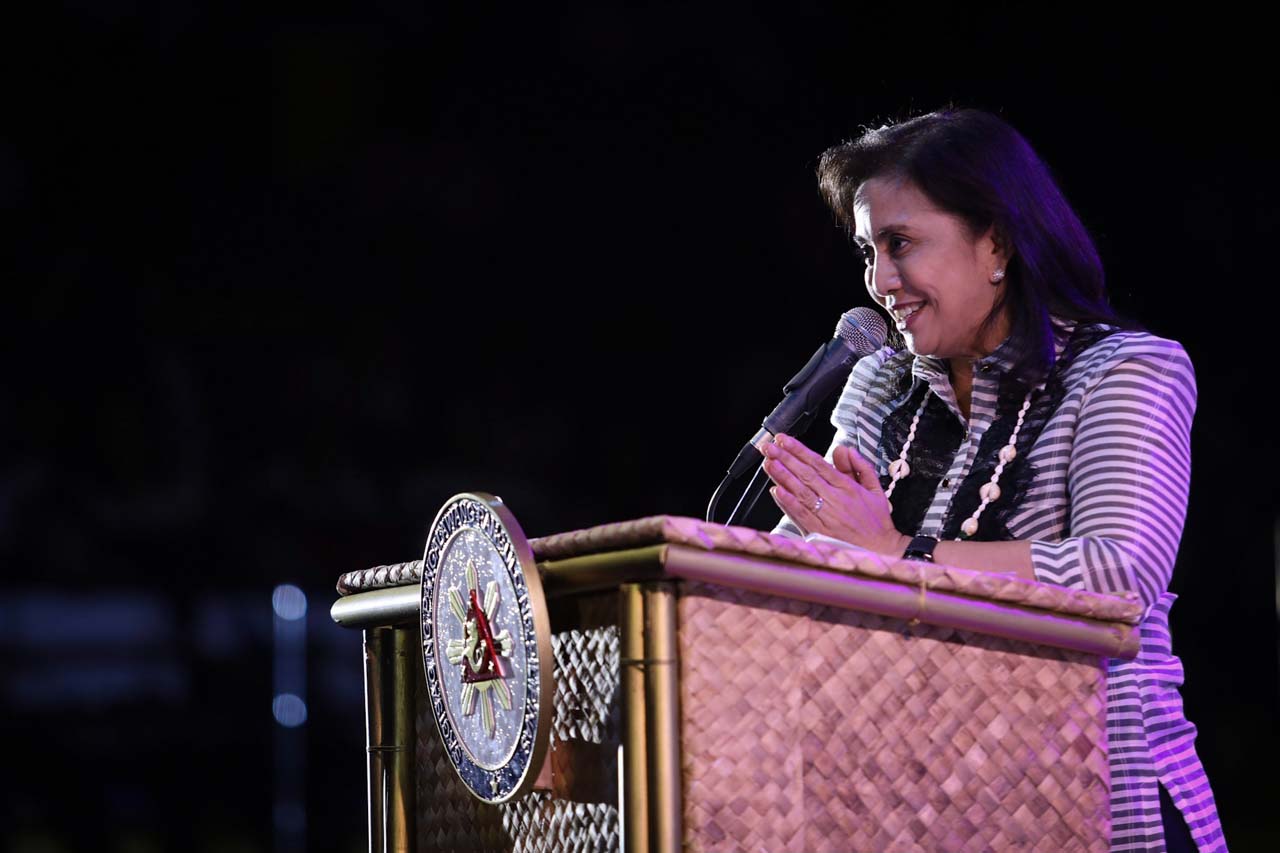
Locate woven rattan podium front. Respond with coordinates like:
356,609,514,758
332,516,1142,853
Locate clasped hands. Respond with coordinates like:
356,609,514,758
760,433,910,556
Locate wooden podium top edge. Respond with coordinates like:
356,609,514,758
333,543,1138,660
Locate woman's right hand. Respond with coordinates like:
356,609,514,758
762,434,908,557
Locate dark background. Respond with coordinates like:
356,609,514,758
4,5,1276,851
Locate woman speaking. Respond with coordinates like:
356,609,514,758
763,109,1226,852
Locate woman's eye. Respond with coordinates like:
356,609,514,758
855,244,874,265
887,235,909,254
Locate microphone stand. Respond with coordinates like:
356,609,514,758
706,411,816,527
725,464,770,526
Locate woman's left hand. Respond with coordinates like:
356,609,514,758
761,433,909,556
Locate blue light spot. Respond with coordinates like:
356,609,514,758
272,585,307,621
272,693,308,727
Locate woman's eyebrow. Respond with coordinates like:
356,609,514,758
854,223,912,245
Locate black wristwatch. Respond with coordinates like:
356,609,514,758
903,535,940,563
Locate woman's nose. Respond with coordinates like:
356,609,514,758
867,258,900,303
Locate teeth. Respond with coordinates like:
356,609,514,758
893,304,923,322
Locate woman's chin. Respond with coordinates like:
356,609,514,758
904,335,948,360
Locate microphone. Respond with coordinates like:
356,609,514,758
724,307,888,480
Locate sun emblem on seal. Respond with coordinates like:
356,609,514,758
444,559,515,737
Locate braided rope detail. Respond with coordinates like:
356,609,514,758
336,559,424,594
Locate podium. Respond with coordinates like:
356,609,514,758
331,511,1141,853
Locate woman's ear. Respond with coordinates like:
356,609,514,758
989,225,1015,269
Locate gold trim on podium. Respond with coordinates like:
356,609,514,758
619,582,683,853
334,542,1138,660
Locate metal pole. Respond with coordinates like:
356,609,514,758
364,626,417,853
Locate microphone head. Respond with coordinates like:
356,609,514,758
836,307,888,356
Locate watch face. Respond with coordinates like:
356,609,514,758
421,493,552,803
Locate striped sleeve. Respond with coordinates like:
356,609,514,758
1030,336,1197,609
771,347,894,539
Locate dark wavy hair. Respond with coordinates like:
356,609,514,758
817,107,1133,383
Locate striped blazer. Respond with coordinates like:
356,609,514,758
775,318,1226,852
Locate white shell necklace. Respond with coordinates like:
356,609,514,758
883,386,1035,539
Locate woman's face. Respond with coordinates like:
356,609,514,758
853,176,1011,361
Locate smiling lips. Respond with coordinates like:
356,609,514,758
891,301,925,329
